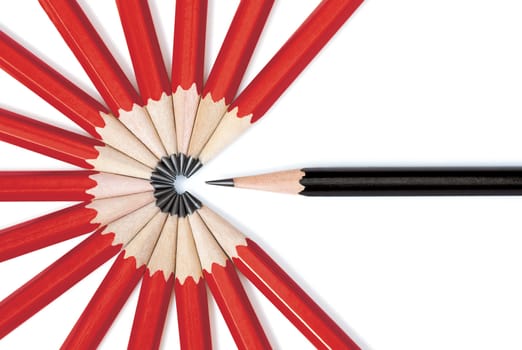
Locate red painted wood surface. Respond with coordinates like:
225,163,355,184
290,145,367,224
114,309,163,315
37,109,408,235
0,108,101,169
62,253,145,350
203,0,273,104
171,0,207,93
116,0,170,102
204,260,271,350
0,202,98,262
0,31,107,137
39,0,142,113
229,0,364,122
0,171,97,201
128,270,174,350
0,231,120,339
235,239,360,350
174,277,212,350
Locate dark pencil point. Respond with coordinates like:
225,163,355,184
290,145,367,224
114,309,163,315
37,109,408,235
205,178,234,187
186,159,203,178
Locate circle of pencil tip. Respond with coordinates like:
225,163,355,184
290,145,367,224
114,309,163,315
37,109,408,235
150,155,203,216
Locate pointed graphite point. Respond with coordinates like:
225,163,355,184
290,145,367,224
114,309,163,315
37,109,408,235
205,178,234,187
171,153,181,175
170,194,181,217
186,159,203,178
178,194,187,218
151,172,174,184
183,156,196,176
156,163,176,180
161,156,176,174
156,192,175,212
184,191,202,211
163,193,177,214
178,153,187,175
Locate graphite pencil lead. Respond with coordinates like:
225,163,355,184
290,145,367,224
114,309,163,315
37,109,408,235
183,156,196,176
150,172,174,185
180,194,195,215
205,178,234,187
186,160,203,178
155,163,176,180
178,194,187,218
161,156,176,174
178,153,187,175
170,195,181,217
171,154,181,174
184,191,202,211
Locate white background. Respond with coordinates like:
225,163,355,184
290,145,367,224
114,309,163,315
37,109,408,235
1,0,522,349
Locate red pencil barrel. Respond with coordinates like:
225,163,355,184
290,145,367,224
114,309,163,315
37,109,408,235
0,171,97,201
39,0,141,113
234,239,360,350
116,0,170,102
0,231,119,339
0,108,102,168
0,202,99,262
204,260,271,350
230,0,364,122
0,31,107,136
128,270,174,350
171,0,207,92
174,277,212,350
62,253,145,350
203,0,274,104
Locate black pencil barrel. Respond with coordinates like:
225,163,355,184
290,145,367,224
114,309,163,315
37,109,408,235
300,168,522,196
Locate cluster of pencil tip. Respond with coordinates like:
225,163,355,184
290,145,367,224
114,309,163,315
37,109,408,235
151,155,202,216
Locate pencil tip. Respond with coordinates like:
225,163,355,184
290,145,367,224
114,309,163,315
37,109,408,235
186,159,203,178
205,178,234,187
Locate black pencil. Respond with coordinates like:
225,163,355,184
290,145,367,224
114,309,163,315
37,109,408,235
207,167,522,196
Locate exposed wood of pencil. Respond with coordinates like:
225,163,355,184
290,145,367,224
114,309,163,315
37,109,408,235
0,108,151,179
198,206,360,350
116,0,177,155
199,0,364,164
188,0,273,157
129,215,177,350
0,32,159,168
171,0,207,153
175,216,212,350
62,212,166,349
0,202,159,339
0,191,155,262
215,168,522,196
188,212,271,349
39,0,167,159
0,171,153,201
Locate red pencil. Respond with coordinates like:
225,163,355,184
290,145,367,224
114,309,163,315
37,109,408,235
116,0,177,155
0,171,152,201
38,0,167,159
188,0,274,160
174,215,212,350
0,201,159,339
0,108,151,179
128,214,177,350
171,0,207,157
0,31,159,168
62,211,167,349
198,0,364,165
0,191,155,262
188,211,271,349
198,205,361,350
